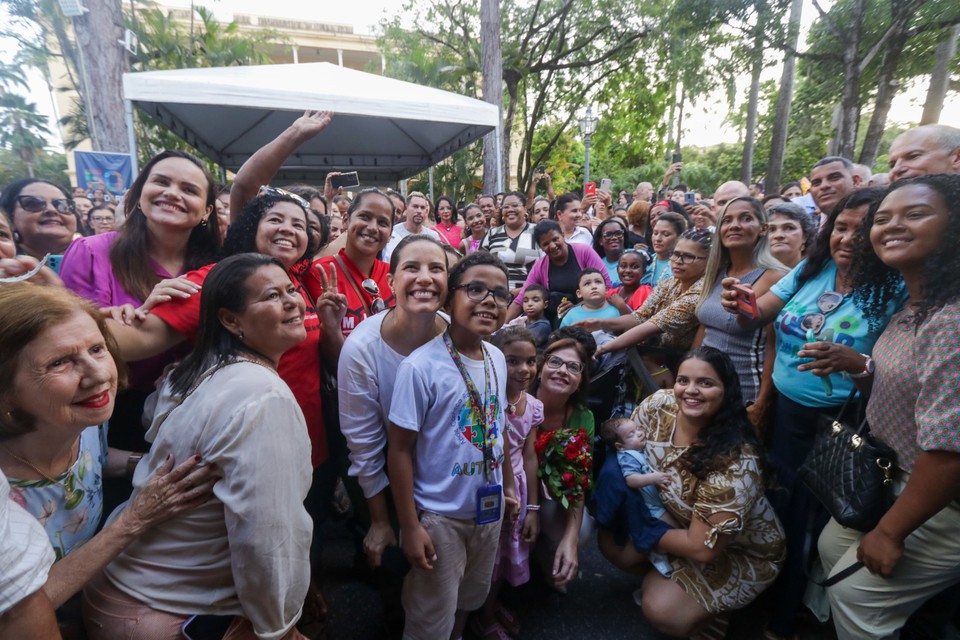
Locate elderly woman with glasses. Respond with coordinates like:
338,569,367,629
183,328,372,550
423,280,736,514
719,188,907,640
0,178,79,266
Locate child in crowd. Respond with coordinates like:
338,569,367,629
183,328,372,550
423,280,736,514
600,417,675,577
474,327,544,639
560,269,621,327
611,249,653,311
388,251,517,640
520,284,551,348
459,203,488,256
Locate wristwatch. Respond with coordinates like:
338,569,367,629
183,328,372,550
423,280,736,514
850,354,875,379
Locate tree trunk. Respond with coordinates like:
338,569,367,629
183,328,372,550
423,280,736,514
765,0,803,194
72,0,129,152
504,75,518,188
921,24,960,124
480,0,503,194
837,0,867,159
740,25,764,185
858,4,914,167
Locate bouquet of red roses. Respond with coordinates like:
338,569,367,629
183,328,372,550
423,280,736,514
536,427,593,509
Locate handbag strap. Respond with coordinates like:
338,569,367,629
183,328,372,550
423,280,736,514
819,561,865,587
334,254,372,316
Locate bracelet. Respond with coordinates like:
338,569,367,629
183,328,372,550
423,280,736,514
525,504,541,512
126,453,144,476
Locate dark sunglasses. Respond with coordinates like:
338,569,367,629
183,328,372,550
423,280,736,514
361,278,387,314
452,281,513,308
17,195,74,214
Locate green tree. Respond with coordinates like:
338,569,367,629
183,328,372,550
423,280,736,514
0,93,51,177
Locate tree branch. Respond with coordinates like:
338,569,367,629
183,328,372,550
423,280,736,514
811,0,844,40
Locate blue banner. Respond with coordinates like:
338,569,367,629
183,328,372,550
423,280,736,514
74,151,134,197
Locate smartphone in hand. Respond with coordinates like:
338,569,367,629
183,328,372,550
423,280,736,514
684,192,696,206
732,284,760,320
330,171,360,190
600,178,612,193
584,182,597,197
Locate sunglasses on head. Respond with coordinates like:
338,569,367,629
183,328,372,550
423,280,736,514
258,185,311,212
17,195,74,214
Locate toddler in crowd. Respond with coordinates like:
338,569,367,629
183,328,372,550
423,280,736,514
520,284,551,348
388,251,516,640
474,326,544,639
560,269,621,327
600,417,675,577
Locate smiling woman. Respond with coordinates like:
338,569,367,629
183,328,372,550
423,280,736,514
0,283,218,628
83,254,314,640
0,178,79,263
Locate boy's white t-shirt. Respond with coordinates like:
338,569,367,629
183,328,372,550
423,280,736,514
389,334,508,520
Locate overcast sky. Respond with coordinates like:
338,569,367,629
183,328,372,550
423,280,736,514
4,0,959,158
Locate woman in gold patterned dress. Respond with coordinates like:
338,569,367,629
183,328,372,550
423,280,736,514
598,346,784,637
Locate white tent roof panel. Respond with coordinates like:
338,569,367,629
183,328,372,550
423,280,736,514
122,62,498,183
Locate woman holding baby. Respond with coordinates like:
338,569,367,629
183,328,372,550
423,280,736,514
595,347,785,638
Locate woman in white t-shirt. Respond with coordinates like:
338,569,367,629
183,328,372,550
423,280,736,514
338,234,450,568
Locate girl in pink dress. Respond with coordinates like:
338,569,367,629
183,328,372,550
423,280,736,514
474,327,543,639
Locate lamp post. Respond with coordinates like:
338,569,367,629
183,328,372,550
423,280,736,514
579,105,599,184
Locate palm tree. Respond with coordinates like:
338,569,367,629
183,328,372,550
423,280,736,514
0,93,51,177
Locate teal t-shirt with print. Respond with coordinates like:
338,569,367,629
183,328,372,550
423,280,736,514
770,259,906,408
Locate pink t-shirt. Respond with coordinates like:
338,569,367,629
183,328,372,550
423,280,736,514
60,231,189,390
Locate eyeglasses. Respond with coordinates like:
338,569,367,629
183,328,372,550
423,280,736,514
800,291,844,334
258,185,311,212
669,251,706,264
544,354,584,375
90,216,114,223
452,282,513,308
361,278,387,314
601,230,624,239
17,195,74,214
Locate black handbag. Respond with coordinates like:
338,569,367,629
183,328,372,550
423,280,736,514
798,389,898,532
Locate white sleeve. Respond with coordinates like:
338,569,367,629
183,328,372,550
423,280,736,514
338,338,390,499
0,470,55,615
388,359,430,433
208,391,313,640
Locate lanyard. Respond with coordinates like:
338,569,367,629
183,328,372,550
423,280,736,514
442,332,498,482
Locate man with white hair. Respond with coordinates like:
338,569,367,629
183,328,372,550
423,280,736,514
633,181,654,202
851,163,872,187
888,124,960,182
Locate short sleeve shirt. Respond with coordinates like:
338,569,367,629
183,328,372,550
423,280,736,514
867,302,960,473
769,259,906,408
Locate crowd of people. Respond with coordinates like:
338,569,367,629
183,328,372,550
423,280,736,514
0,111,958,640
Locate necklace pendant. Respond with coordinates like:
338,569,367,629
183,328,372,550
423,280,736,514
507,403,517,415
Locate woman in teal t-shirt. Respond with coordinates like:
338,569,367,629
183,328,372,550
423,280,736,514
719,187,905,639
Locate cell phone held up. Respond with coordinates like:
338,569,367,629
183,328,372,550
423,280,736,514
584,182,597,198
600,178,613,193
329,171,360,190
684,191,697,206
732,284,760,320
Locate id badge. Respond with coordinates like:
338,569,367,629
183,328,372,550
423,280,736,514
475,484,503,524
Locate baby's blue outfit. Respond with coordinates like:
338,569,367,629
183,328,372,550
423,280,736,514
617,449,673,576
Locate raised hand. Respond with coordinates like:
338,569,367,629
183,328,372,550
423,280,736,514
292,110,334,138
315,264,347,327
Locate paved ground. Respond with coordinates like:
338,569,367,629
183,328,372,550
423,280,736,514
317,517,841,640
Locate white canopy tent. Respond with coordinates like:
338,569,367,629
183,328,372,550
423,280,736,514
121,62,502,187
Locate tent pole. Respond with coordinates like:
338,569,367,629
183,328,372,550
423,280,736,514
125,99,138,176
428,166,435,203
495,124,504,193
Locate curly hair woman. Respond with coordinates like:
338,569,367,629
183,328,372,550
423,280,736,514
818,174,960,640
597,347,785,638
